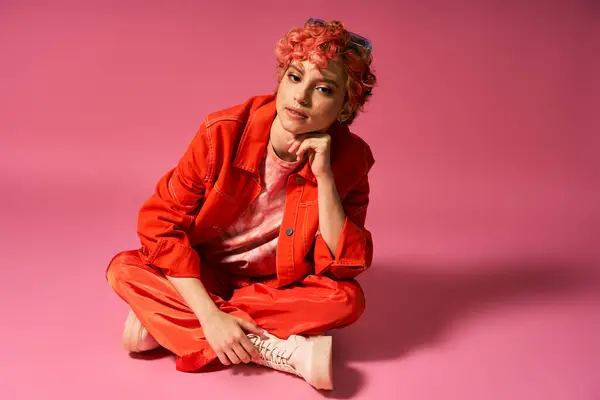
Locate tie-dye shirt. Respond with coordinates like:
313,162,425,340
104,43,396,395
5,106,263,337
202,141,303,277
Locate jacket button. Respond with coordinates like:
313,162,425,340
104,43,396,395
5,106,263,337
295,176,304,184
285,228,294,236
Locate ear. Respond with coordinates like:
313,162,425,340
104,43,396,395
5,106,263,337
337,102,352,123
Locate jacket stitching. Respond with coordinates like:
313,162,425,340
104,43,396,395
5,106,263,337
168,178,181,205
235,108,259,161
302,203,311,254
350,204,368,218
204,118,214,183
148,239,165,264
214,184,235,203
205,115,244,127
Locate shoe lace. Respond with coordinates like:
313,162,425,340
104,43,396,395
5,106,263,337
248,335,299,375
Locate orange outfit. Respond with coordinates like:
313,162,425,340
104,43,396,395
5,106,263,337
201,140,303,277
105,94,375,371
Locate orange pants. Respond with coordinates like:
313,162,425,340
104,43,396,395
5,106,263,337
106,250,365,372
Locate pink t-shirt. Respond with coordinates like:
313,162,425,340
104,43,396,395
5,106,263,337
202,141,303,277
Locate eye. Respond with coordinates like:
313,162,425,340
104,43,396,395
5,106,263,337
317,87,333,95
287,73,301,82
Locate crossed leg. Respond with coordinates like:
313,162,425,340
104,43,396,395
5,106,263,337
106,249,365,372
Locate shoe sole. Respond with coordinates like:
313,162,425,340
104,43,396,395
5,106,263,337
123,309,160,353
308,335,333,390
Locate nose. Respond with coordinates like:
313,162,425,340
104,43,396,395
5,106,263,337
294,87,309,106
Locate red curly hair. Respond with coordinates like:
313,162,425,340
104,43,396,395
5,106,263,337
274,19,377,125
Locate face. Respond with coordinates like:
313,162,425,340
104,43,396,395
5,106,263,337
275,59,346,135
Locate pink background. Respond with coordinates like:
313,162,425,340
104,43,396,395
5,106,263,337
1,1,599,399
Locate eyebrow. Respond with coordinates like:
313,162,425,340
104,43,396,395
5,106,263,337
289,65,340,88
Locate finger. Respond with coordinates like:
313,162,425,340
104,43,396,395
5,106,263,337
216,350,230,366
225,348,241,365
296,140,316,159
240,335,261,360
288,142,297,154
232,342,252,364
288,138,302,154
237,318,268,339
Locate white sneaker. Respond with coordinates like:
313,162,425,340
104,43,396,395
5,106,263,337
122,309,160,353
247,332,333,390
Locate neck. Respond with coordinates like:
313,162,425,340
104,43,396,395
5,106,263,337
269,114,299,162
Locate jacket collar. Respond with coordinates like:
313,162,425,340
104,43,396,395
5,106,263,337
233,95,347,185
232,96,276,176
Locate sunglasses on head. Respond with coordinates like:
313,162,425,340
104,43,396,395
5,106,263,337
305,18,372,55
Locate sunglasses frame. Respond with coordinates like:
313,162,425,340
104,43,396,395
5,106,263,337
305,18,372,55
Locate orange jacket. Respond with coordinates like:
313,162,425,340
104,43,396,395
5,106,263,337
135,94,375,288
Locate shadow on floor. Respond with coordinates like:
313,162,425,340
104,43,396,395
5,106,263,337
324,256,598,398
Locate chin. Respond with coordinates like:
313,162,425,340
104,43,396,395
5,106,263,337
279,117,313,135
287,126,311,135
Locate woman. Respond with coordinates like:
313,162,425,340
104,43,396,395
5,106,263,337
106,18,377,390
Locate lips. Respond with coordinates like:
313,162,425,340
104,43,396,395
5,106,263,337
286,106,308,118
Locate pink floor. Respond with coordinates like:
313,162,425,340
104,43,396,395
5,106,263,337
1,1,599,399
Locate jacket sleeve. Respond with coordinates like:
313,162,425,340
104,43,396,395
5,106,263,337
136,123,211,278
313,153,375,281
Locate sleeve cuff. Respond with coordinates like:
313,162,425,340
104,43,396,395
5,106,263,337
314,216,373,279
141,239,201,278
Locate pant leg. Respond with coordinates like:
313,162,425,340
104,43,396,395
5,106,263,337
105,250,255,372
228,274,366,339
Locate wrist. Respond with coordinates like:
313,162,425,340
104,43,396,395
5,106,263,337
197,306,220,324
315,170,334,184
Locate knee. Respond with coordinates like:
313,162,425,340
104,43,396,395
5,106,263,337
335,280,366,325
106,250,139,293
106,262,122,291
106,261,127,293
